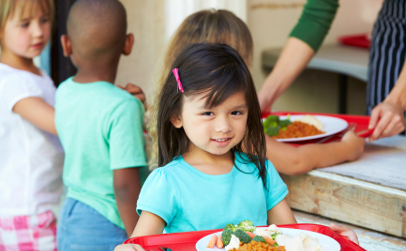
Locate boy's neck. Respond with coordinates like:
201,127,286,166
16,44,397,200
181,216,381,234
73,64,118,84
0,49,40,75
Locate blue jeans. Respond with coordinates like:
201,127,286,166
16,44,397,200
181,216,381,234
57,198,128,251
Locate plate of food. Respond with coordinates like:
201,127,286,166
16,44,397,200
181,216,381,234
262,114,348,142
196,220,340,251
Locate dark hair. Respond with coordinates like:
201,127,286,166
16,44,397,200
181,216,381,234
157,43,267,188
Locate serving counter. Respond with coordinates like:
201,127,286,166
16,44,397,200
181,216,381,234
282,136,406,240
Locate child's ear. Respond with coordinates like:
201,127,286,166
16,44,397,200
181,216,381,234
60,35,72,57
122,33,134,56
170,116,183,128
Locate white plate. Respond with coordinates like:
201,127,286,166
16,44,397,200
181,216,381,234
263,115,348,142
196,227,341,251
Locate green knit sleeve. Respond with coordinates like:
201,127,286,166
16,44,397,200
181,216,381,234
289,0,339,52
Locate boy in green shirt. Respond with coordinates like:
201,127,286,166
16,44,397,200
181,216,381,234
55,0,147,249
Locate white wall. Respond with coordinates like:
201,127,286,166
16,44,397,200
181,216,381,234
117,0,246,99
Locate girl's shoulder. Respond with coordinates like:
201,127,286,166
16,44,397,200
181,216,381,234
0,63,53,88
149,157,184,178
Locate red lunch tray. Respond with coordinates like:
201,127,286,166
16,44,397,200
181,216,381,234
337,34,371,49
262,112,374,147
124,224,366,251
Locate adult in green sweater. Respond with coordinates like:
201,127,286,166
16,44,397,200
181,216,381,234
258,0,406,142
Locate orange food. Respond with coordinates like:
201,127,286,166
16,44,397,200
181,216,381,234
273,121,325,139
246,231,255,239
260,235,276,246
207,234,218,248
229,241,286,251
217,234,224,248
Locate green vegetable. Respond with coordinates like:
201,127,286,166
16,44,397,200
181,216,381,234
263,115,279,129
279,118,292,128
252,235,267,244
233,229,251,244
237,220,256,232
263,114,292,137
221,229,233,246
273,243,279,247
224,223,237,232
271,232,280,240
265,126,279,136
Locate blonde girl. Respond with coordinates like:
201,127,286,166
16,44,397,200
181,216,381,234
148,9,365,176
0,0,63,249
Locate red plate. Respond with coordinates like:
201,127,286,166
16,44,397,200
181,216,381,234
262,112,373,147
124,224,366,251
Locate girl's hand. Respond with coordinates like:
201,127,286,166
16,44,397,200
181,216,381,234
118,83,146,104
341,131,365,161
114,244,145,251
329,223,359,245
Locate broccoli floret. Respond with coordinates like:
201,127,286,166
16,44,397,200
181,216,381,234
237,220,256,232
233,229,251,244
221,229,233,246
263,115,279,129
224,223,237,232
252,235,266,244
271,232,280,240
279,118,292,129
265,126,279,136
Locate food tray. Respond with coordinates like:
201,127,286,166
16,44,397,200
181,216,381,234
337,34,370,49
262,112,373,147
124,224,366,251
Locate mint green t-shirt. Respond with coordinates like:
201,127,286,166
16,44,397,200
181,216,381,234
55,77,148,229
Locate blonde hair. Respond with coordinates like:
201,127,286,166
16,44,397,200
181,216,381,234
147,9,254,169
0,0,54,35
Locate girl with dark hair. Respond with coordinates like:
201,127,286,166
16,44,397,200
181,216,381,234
115,43,296,250
148,9,365,176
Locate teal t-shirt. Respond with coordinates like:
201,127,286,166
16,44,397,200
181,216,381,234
55,77,148,229
137,152,288,233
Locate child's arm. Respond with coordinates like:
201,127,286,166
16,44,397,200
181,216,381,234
114,211,165,251
266,130,365,175
13,97,57,135
114,168,143,237
267,199,297,225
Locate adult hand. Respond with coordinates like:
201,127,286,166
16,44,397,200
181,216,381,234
329,223,359,245
114,244,145,251
368,101,405,142
119,83,146,104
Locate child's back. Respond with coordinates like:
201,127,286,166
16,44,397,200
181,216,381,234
55,79,147,220
55,0,147,249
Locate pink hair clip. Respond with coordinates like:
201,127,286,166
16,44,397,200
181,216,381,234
172,68,184,93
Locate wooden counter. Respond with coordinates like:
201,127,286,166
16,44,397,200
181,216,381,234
282,136,406,238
